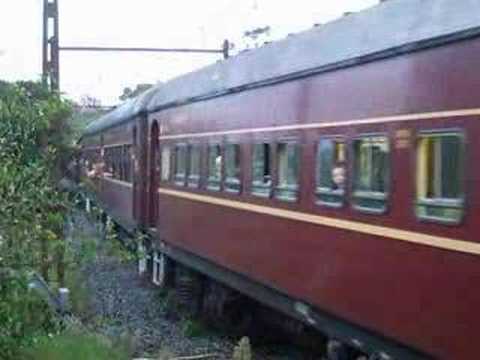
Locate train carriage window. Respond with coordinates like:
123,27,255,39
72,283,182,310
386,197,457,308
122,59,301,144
174,144,187,186
224,144,241,194
116,146,122,180
187,145,201,188
161,146,171,182
128,145,133,182
275,141,300,202
207,144,222,191
118,147,123,181
124,145,132,183
252,143,272,197
416,132,464,223
353,136,389,212
112,147,118,179
316,138,346,207
104,148,112,178
121,146,127,181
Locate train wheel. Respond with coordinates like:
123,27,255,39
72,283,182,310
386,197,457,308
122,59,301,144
327,339,352,360
175,265,203,315
202,280,253,335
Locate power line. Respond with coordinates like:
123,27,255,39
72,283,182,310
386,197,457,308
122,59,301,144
59,46,225,55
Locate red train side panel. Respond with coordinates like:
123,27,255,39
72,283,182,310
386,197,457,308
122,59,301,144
149,38,480,359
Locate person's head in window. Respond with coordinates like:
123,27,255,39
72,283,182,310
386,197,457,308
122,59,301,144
332,161,346,190
215,154,222,178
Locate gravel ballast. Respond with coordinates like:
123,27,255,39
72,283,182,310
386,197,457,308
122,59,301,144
70,213,235,359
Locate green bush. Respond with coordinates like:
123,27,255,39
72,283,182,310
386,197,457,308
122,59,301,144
0,80,74,358
0,273,59,359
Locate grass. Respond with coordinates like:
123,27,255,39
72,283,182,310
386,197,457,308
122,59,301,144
20,331,131,360
61,233,98,318
181,317,208,338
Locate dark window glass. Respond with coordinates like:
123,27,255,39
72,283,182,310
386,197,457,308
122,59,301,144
124,145,132,183
275,142,300,202
112,148,119,179
121,146,127,181
104,148,112,178
416,133,464,223
174,144,187,185
207,144,222,191
116,147,122,180
353,136,389,212
224,144,241,193
316,138,346,206
117,147,122,180
187,145,201,188
252,143,272,197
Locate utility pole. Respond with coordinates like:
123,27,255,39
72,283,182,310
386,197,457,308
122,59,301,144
42,0,230,93
42,0,60,91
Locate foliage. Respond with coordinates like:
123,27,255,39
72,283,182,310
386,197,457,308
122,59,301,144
69,106,109,139
20,331,130,360
63,264,91,318
119,83,153,101
232,337,252,360
181,317,208,338
0,80,74,358
0,272,59,359
103,219,135,263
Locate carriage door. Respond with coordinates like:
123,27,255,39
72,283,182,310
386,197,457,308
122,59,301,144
148,121,160,227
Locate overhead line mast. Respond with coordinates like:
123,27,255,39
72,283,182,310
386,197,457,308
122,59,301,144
42,0,59,90
42,0,230,92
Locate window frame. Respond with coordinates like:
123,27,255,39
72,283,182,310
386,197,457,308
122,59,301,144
173,143,188,186
315,135,347,208
224,143,242,194
415,129,465,225
207,143,222,191
274,138,301,203
251,142,273,198
351,133,390,214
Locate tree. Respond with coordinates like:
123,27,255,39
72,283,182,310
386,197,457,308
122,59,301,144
243,26,271,49
80,94,101,108
119,83,154,101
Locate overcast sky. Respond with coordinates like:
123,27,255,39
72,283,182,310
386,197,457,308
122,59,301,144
0,0,379,105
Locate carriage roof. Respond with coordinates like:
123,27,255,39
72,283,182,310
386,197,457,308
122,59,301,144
83,0,480,137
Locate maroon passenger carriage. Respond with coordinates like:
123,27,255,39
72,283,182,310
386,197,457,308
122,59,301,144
78,1,480,358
